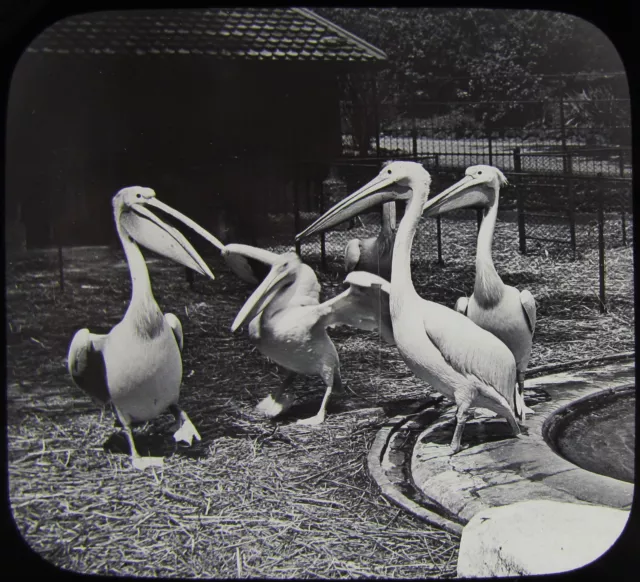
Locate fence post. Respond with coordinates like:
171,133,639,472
597,173,607,313
319,173,327,271
514,147,526,254
487,130,493,166
436,216,443,265
619,152,627,246
53,222,64,292
294,165,301,256
568,177,576,260
559,96,568,174
412,115,418,157
372,77,381,157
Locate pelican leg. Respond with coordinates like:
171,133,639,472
256,373,295,418
297,368,338,426
450,400,472,455
517,372,536,416
114,406,164,471
169,404,202,446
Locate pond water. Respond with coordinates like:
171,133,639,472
553,388,635,484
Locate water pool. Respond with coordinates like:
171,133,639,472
546,386,635,484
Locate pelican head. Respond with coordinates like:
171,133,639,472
423,165,507,217
297,161,430,240
231,252,301,333
114,186,222,279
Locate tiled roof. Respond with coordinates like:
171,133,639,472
25,7,387,63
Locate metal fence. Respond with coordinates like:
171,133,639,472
291,158,632,314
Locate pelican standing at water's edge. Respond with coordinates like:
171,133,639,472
422,165,536,418
297,161,524,453
67,187,223,470
226,244,394,425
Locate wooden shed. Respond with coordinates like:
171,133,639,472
5,7,386,249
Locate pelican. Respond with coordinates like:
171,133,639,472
422,166,536,417
67,186,223,470
297,161,524,453
226,244,394,425
343,201,397,280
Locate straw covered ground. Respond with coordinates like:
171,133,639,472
6,212,634,578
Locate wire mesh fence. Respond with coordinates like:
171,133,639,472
290,158,632,314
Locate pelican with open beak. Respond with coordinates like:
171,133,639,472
227,244,394,425
421,165,536,418
67,186,223,470
341,202,397,280
297,161,524,453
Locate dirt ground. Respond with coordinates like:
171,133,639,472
5,214,634,578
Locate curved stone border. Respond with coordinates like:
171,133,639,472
367,411,464,536
367,357,634,532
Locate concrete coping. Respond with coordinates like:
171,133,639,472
367,359,635,534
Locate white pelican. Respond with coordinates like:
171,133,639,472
226,244,394,425
343,201,397,280
422,166,536,417
297,161,524,452
67,186,223,470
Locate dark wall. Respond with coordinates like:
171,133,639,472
6,54,342,247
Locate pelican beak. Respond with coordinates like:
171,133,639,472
296,173,405,240
231,264,290,333
146,198,226,252
121,199,221,279
422,175,491,216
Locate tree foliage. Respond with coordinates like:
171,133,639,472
316,8,628,142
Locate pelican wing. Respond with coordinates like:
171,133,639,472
164,313,183,352
422,302,517,403
67,329,110,404
344,239,361,274
222,243,281,285
520,290,537,335
454,296,469,316
319,271,395,345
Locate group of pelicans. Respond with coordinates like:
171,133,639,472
68,162,536,470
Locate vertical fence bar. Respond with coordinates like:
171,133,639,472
559,96,568,174
294,165,301,256
372,77,381,158
436,216,443,265
619,152,627,246
412,115,418,157
597,173,606,313
487,130,493,166
54,222,64,292
514,147,526,254
320,174,327,271
568,177,576,260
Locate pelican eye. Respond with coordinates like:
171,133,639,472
136,193,142,198
387,169,392,175
478,171,483,175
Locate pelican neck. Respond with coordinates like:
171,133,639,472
474,187,504,306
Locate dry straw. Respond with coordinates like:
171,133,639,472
6,213,633,577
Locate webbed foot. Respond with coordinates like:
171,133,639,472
173,417,202,446
256,393,293,418
131,455,164,471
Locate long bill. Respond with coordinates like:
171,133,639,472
231,266,290,333
122,202,216,279
421,175,490,216
295,174,400,241
146,198,226,252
